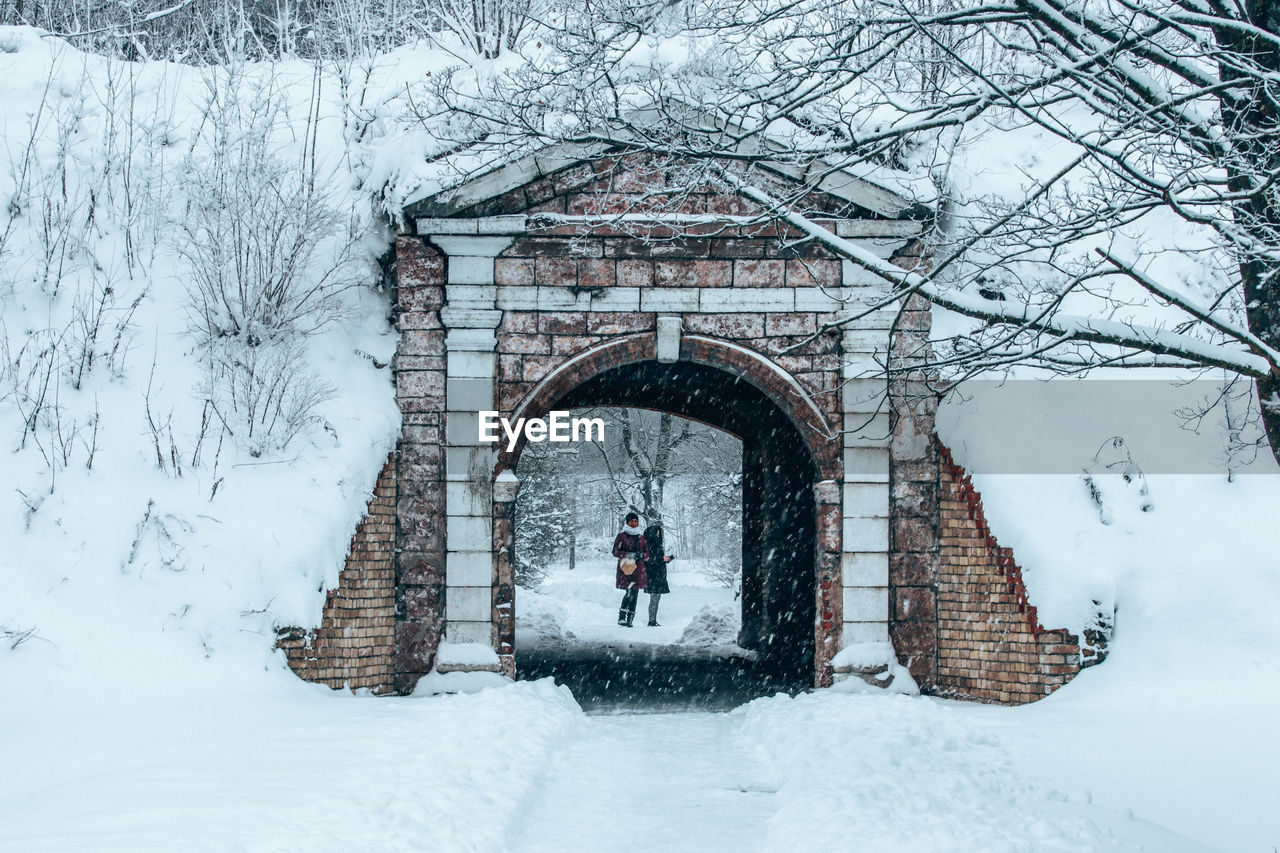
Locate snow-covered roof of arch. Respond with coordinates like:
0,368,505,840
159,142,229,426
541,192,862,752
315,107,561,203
400,135,926,222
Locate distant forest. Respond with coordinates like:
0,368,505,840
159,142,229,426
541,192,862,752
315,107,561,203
0,0,527,60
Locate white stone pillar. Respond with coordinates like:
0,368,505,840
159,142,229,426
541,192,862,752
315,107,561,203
835,281,895,650
430,235,514,657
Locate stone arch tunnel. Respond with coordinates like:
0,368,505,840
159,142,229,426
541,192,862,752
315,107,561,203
276,147,1091,706
504,349,821,695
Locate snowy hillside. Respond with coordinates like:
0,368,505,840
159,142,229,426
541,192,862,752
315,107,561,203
0,26,405,690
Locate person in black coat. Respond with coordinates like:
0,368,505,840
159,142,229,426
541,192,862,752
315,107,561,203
642,523,674,626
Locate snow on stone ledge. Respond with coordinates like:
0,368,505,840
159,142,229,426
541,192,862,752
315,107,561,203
832,642,896,671
435,642,501,672
830,642,920,694
415,670,512,695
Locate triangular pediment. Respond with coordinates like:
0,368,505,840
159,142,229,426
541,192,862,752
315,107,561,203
402,139,924,223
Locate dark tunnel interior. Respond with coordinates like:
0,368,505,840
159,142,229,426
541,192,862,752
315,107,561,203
515,360,818,709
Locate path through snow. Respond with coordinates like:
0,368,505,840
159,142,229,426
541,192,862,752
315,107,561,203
515,712,778,852
0,678,1259,851
510,696,1218,853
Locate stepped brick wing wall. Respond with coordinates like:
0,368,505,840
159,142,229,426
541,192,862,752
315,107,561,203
935,445,1082,703
276,454,398,694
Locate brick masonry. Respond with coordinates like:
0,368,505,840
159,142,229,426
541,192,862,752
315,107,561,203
393,236,447,692
490,250,847,430
276,453,398,693
887,290,942,689
933,444,1082,703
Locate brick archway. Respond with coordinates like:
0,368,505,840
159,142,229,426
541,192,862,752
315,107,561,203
498,332,838,476
278,147,1092,704
492,333,840,685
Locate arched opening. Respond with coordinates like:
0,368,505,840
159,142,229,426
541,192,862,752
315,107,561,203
502,349,825,707
512,407,752,705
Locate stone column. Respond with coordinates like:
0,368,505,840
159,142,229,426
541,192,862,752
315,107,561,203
393,237,447,694
836,265,897,656
429,234,514,667
888,292,941,688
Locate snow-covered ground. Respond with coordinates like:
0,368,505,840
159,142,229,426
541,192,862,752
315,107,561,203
0,659,1259,852
0,677,582,853
7,468,1279,850
969,474,1280,852
517,558,746,653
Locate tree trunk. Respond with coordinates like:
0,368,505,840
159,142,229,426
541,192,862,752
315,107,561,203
1217,0,1280,460
568,491,576,571
650,413,674,521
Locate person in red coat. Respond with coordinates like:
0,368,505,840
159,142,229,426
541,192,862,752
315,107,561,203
612,512,649,627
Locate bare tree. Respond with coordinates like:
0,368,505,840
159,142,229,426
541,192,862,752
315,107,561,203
4,0,540,61
424,0,1280,461
431,0,537,58
576,407,734,522
514,407,742,583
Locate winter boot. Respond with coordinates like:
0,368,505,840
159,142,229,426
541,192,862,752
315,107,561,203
624,610,635,627
618,609,629,626
647,620,660,627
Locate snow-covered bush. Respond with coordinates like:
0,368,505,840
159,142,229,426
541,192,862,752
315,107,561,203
677,602,741,649
699,555,739,592
0,62,136,485
180,69,358,346
178,65,366,455
200,337,335,458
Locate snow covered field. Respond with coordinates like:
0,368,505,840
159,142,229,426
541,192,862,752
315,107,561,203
6,469,1280,851
1,678,582,853
3,631,1270,852
517,559,745,653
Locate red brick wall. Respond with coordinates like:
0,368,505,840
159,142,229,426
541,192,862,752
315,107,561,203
888,293,941,689
391,236,447,692
935,445,1081,703
276,454,398,693
491,247,845,431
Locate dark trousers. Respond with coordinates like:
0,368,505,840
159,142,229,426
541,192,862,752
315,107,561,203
619,588,639,621
647,592,662,623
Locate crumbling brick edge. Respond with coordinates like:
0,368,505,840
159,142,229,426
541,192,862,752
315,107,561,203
275,453,399,695
933,442,1084,704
